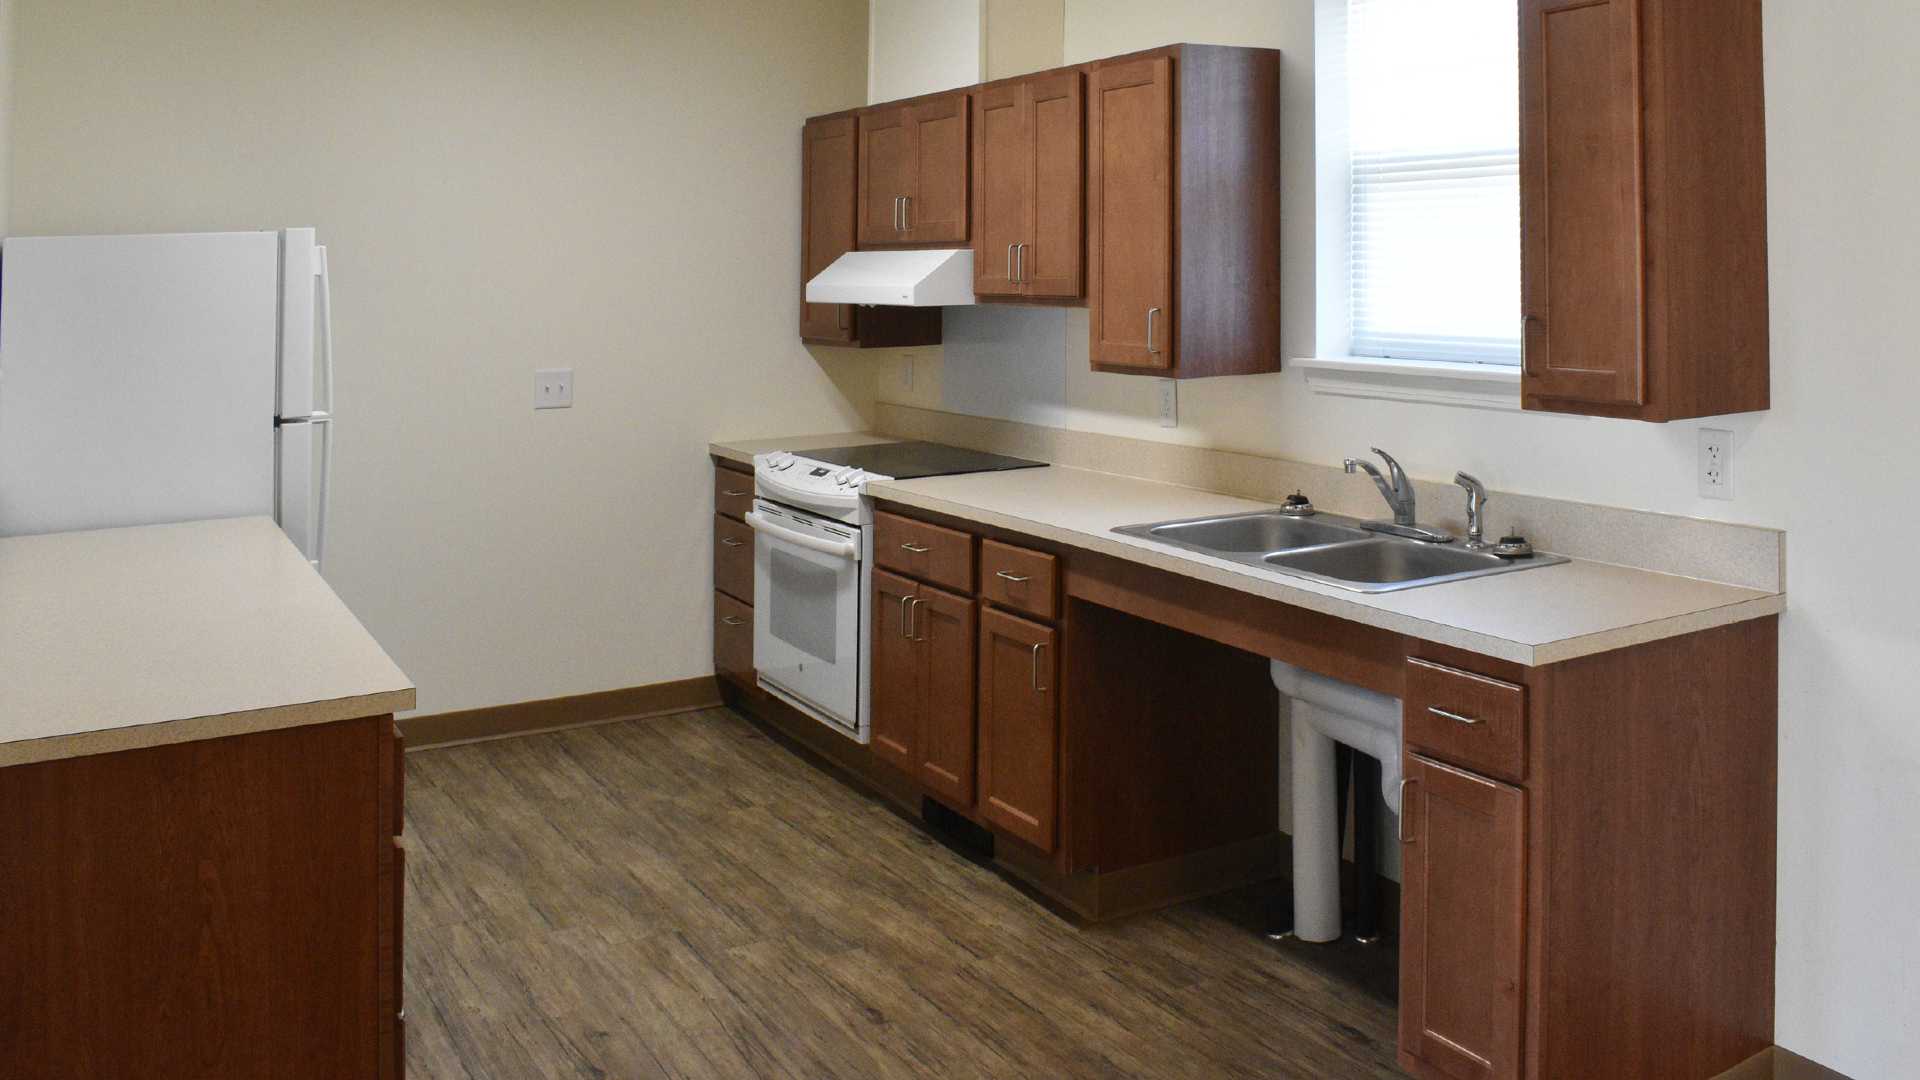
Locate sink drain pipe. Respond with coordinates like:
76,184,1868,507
1270,659,1404,943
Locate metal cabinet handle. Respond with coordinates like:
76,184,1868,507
720,489,749,498
720,537,744,547
995,570,1031,584
1007,243,1017,282
899,542,932,554
1427,706,1481,726
720,616,746,627
1146,307,1161,354
1398,778,1417,843
908,597,929,642
1030,641,1048,693
893,195,902,231
899,592,915,639
902,195,912,231
1015,243,1026,284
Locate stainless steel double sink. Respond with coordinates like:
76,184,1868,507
1112,509,1567,593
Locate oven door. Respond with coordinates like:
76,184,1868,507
745,499,863,738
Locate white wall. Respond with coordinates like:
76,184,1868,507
876,1,1920,1074
869,0,981,103
6,0,878,716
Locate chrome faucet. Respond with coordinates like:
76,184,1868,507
1454,472,1491,550
1344,448,1453,544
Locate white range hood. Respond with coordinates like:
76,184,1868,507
804,249,976,307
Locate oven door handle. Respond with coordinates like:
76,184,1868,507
744,510,859,560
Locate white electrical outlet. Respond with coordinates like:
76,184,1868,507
1698,427,1732,499
535,368,573,410
1157,378,1178,428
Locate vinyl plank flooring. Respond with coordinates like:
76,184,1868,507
404,707,1403,1079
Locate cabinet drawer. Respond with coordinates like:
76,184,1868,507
979,539,1058,620
874,510,974,593
1403,657,1527,783
714,591,754,686
714,513,754,604
714,466,754,521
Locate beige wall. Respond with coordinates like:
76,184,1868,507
0,0,12,236
6,0,877,716
871,1,1920,1074
868,0,980,103
983,0,1065,80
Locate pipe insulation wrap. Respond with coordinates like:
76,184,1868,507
1271,659,1404,944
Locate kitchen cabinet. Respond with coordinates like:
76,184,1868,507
712,512,753,606
972,71,1084,300
977,606,1058,852
869,566,977,807
858,93,970,247
0,716,403,1079
1087,45,1281,378
1520,0,1768,420
1397,753,1525,1080
801,115,942,348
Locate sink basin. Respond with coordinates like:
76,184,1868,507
1140,511,1370,554
1263,540,1560,592
1113,508,1569,592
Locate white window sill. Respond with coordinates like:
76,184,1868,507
1292,356,1523,412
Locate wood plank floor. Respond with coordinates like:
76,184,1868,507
402,707,1405,1079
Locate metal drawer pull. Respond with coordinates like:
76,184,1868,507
899,542,932,554
1398,779,1417,842
1007,243,1017,282
1146,307,1161,354
1030,642,1048,693
893,195,903,231
1015,243,1026,283
995,570,1031,584
1427,706,1481,726
720,489,749,498
909,597,929,642
900,593,915,639
720,616,746,627
902,195,912,230
720,537,744,547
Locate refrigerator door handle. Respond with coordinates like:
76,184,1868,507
312,246,334,571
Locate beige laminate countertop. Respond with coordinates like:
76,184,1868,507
711,435,1784,666
0,517,416,768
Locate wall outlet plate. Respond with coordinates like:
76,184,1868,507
1699,427,1732,499
535,368,573,410
1157,378,1178,428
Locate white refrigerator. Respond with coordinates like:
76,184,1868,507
0,229,336,567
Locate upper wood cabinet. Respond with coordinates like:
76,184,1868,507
1398,753,1525,1080
801,115,941,348
972,71,1085,300
800,116,857,344
1087,45,1281,378
1520,0,1768,420
858,92,971,247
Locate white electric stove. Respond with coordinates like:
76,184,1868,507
743,442,1044,742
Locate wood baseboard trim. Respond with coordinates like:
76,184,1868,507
1713,1047,1856,1080
400,676,722,750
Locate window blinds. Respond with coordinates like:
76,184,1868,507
1346,0,1521,365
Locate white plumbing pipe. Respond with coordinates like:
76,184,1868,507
1271,659,1404,943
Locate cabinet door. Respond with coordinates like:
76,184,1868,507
972,83,1030,297
1521,0,1646,407
800,116,857,343
859,106,915,246
1087,56,1173,370
977,607,1058,851
915,584,977,809
1025,70,1084,299
907,93,970,244
1399,753,1525,1080
870,569,921,776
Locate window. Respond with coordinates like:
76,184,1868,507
1324,0,1521,367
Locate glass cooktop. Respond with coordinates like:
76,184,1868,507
797,441,1045,480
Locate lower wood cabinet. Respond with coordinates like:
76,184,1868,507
977,606,1059,852
870,568,977,808
1399,753,1526,1080
713,591,754,687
